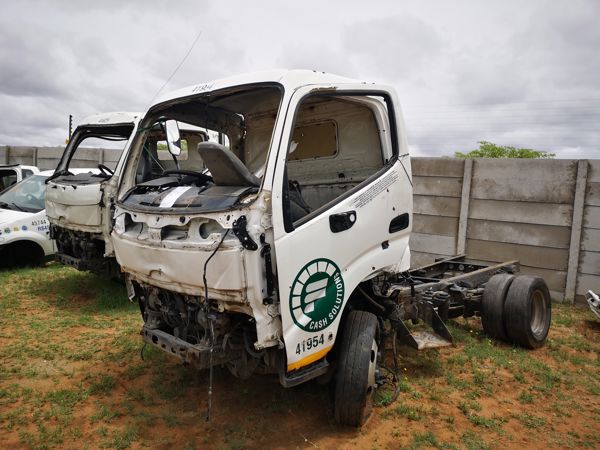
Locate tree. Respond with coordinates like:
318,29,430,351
455,141,555,159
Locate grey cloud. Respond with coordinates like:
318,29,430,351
342,14,444,82
0,0,598,160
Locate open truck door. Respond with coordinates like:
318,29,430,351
270,85,413,375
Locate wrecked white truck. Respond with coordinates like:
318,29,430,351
111,70,552,426
45,113,208,277
45,112,139,277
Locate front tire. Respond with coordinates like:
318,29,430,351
334,310,379,427
504,276,551,349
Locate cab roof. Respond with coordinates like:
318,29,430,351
153,69,370,107
78,112,140,127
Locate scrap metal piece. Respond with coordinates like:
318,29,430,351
587,290,600,320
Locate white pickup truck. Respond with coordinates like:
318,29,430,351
0,169,96,267
109,70,552,426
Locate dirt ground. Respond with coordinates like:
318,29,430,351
0,263,599,450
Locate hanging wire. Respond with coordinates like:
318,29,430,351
145,29,204,110
203,229,230,421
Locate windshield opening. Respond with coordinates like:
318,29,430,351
51,123,135,185
121,84,282,212
0,175,49,213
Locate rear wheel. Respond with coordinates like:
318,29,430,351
334,310,379,427
481,273,514,341
504,276,551,349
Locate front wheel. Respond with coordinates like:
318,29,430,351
334,310,379,427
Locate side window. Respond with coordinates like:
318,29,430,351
0,169,18,191
22,169,34,179
284,94,391,228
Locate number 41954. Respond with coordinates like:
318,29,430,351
295,334,325,355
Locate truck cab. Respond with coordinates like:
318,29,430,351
112,70,413,423
46,113,211,277
45,113,140,276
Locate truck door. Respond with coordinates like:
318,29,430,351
271,85,413,372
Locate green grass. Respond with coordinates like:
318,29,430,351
515,412,546,429
518,390,535,404
409,431,457,449
101,425,138,449
88,375,117,396
0,264,599,449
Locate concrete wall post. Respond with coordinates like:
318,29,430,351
565,160,588,303
456,158,473,255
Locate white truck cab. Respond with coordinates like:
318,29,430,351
113,70,412,421
112,70,551,426
45,112,140,276
45,112,210,277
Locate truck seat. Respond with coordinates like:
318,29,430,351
197,142,260,187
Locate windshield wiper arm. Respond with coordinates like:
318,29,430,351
10,202,26,212
0,201,26,212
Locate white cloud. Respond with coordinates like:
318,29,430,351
0,0,598,158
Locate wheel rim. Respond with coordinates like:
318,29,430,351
367,339,379,390
364,339,379,420
530,289,546,338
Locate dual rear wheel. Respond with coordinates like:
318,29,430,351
482,274,551,348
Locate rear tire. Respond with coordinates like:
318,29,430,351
334,310,379,427
481,273,514,341
504,276,551,349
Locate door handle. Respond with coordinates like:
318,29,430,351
329,211,356,233
389,213,410,233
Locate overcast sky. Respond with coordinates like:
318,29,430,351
1,0,598,158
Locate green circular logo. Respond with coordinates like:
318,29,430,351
289,258,345,332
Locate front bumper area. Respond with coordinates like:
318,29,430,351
141,326,236,370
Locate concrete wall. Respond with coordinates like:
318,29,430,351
0,146,122,171
410,157,599,303
1,145,598,302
